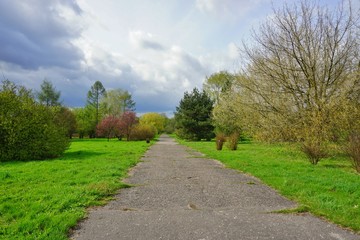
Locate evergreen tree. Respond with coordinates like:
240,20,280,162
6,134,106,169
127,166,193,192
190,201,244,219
175,88,215,141
37,79,61,106
87,81,106,128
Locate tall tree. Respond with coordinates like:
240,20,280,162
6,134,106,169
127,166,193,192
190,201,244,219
203,71,234,104
87,81,106,128
37,79,61,106
241,0,359,163
175,88,214,141
120,90,136,113
101,89,136,116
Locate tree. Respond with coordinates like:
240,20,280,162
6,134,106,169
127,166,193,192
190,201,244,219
118,111,137,141
241,0,359,163
73,107,96,138
53,107,77,139
203,71,235,104
139,112,166,134
87,81,106,128
0,80,70,161
175,88,214,141
37,79,61,106
120,91,136,113
101,89,136,117
96,115,121,141
164,117,176,134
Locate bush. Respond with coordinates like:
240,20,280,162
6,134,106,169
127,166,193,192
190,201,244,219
301,140,327,165
226,132,239,151
130,124,157,141
215,133,226,150
0,81,70,161
96,115,121,141
348,133,360,173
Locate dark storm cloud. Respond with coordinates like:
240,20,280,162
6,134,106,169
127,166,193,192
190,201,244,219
0,0,84,70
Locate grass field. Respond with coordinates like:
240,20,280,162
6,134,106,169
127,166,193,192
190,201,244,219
178,139,360,233
0,139,151,240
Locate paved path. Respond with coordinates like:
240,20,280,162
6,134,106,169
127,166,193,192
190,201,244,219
71,135,359,240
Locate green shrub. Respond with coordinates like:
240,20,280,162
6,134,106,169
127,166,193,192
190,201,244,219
0,80,70,161
130,124,157,141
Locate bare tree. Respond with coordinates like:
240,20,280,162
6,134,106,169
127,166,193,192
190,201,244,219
241,0,360,163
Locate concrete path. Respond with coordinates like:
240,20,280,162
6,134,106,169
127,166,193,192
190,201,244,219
71,135,359,240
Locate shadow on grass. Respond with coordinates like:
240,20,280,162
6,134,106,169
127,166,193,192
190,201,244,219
59,150,105,160
322,163,351,169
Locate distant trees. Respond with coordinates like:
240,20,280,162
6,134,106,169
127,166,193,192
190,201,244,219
72,106,95,138
0,80,70,161
54,107,77,139
101,89,135,116
140,112,166,134
70,81,138,139
37,79,61,106
175,88,214,141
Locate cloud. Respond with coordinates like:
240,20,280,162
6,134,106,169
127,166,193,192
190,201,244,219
129,31,165,51
228,42,239,60
195,0,263,19
0,0,84,70
0,0,266,115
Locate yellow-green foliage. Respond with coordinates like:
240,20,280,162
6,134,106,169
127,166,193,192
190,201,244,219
139,112,166,134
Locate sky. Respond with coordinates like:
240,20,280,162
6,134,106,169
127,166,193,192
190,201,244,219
0,0,356,116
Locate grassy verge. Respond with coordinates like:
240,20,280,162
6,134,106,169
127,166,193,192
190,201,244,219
177,139,360,232
0,139,151,239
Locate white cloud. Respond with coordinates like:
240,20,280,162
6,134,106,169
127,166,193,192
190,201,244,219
196,0,216,13
129,31,164,51
228,42,239,60
0,0,295,114
195,0,263,20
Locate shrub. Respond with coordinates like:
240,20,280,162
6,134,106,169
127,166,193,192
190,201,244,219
227,132,239,150
96,116,121,141
348,133,360,173
301,140,327,165
215,133,226,150
130,124,157,141
0,80,70,161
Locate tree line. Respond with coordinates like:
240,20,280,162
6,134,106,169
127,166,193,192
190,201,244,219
0,79,173,162
174,0,359,172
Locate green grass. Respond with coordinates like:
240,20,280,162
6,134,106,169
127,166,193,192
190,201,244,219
0,139,152,239
177,139,360,233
